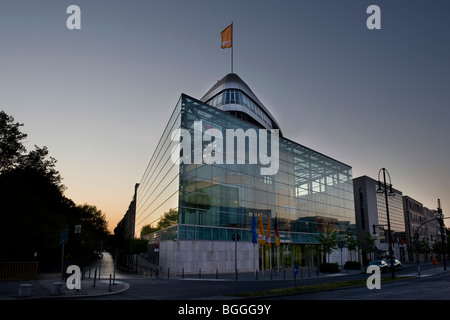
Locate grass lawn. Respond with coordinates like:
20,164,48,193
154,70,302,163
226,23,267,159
231,276,410,298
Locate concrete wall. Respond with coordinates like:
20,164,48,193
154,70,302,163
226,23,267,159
159,240,259,275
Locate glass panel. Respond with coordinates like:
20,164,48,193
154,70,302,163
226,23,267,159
138,94,356,243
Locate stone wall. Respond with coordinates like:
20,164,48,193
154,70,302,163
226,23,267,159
159,240,259,275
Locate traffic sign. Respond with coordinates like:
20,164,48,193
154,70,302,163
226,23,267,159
60,229,68,244
154,237,160,252
293,264,299,276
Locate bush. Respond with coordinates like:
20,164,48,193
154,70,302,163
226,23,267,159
344,261,361,270
319,262,340,273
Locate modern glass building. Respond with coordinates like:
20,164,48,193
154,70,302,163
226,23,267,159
135,73,355,274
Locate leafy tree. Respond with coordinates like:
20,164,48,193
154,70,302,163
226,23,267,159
77,204,109,237
18,145,64,191
140,208,178,238
344,231,359,261
140,224,157,238
419,238,432,260
315,224,339,263
363,232,376,263
0,110,109,270
156,208,178,229
0,110,27,172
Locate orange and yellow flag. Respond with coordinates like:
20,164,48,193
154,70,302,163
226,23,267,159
258,214,266,246
221,24,232,49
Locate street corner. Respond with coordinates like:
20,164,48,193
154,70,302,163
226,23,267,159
2,278,130,300
52,278,130,298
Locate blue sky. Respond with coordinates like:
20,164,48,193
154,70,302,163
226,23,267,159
1,0,449,231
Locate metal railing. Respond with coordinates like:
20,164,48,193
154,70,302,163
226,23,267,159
0,262,39,280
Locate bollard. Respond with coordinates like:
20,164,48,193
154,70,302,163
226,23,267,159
199,267,201,279
182,267,184,279
109,274,112,292
167,268,170,279
50,282,63,295
93,269,97,287
216,268,218,279
294,274,297,289
18,284,32,297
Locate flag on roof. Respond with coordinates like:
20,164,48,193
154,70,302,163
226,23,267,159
221,23,232,49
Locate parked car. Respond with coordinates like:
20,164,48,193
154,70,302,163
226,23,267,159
366,260,389,273
383,258,402,271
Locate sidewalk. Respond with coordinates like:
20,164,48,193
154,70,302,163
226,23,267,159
0,272,129,300
170,267,364,281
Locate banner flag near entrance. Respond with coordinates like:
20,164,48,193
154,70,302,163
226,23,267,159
251,212,257,244
258,214,266,246
274,213,280,246
267,216,272,248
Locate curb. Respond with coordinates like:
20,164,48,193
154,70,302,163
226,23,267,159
1,279,130,300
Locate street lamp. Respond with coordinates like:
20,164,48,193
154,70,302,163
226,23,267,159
437,199,446,271
377,168,396,278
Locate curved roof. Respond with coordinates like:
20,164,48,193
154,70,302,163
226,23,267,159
200,73,282,134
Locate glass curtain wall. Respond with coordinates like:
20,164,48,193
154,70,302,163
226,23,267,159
135,94,355,269
178,95,355,248
134,97,182,239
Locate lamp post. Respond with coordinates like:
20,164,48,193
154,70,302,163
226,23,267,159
376,168,396,278
437,199,446,271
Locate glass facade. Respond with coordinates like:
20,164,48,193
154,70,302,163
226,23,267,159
375,186,405,244
134,98,182,238
207,89,274,129
136,94,356,252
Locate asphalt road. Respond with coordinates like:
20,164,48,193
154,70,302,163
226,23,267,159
270,271,450,300
79,252,450,301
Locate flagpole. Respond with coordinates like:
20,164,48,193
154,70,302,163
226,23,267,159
231,21,234,73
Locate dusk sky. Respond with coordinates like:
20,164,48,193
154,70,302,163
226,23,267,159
1,0,449,232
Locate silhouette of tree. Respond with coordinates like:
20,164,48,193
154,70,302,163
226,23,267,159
0,110,27,172
0,110,109,270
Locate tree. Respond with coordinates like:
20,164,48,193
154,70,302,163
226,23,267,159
156,208,178,230
0,110,27,172
140,224,157,238
139,208,178,238
18,145,64,191
0,110,110,270
344,231,359,261
363,232,376,263
315,224,339,263
0,110,64,190
77,204,109,237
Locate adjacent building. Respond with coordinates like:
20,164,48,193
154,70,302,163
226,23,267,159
404,196,445,263
353,175,407,263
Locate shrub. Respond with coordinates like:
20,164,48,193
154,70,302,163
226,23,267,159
319,262,340,273
344,261,361,270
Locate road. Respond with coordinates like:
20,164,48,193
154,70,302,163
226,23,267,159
82,252,450,300
270,271,450,300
